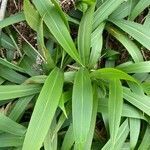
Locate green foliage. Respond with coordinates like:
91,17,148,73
0,0,150,149
72,68,93,148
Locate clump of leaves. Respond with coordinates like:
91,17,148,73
0,0,150,150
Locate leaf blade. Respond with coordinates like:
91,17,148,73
110,19,150,50
22,67,64,150
0,84,41,101
108,79,123,145
72,68,93,148
78,4,95,65
93,0,125,29
32,0,82,65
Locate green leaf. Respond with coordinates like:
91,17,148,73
65,13,80,25
127,81,144,95
130,0,150,20
110,19,150,50
122,104,149,122
129,118,140,150
93,0,125,29
61,124,74,150
123,88,150,116
6,28,23,57
0,58,25,73
110,0,138,19
133,73,149,83
142,82,150,95
52,113,68,138
44,117,57,150
138,125,150,150
51,0,69,29
117,61,150,73
24,75,47,84
106,25,143,62
144,11,150,28
108,79,123,145
98,99,149,122
37,16,55,70
0,77,5,85
78,4,95,65
102,119,129,150
59,91,71,117
22,67,64,150
0,65,27,84
0,113,26,136
1,32,16,50
90,22,105,68
0,12,25,28
127,80,142,150
52,104,71,139
22,43,37,61
24,0,40,31
24,71,75,84
90,68,137,83
0,84,41,101
0,134,23,148
84,83,98,150
72,68,93,148
19,56,41,76
64,71,75,83
9,95,34,121
32,0,82,65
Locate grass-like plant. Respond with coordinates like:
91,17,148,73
0,0,150,149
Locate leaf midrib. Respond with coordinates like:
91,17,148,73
29,70,59,147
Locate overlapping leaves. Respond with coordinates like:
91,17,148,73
0,0,150,149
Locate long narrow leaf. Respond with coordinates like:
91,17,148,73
84,84,98,150
0,77,5,85
108,79,123,145
61,124,74,150
24,0,40,31
0,58,25,73
90,22,105,67
123,88,150,116
117,61,150,73
130,0,150,20
0,84,41,101
9,95,34,121
0,12,25,28
110,19,150,50
51,0,69,29
22,67,64,150
78,4,95,65
32,0,82,65
102,119,129,150
90,68,137,83
93,0,125,29
98,99,149,122
0,113,26,136
37,17,55,70
72,68,93,148
138,125,150,150
110,0,138,19
1,32,16,50
144,11,150,28
0,65,27,84
0,134,23,148
44,117,57,150
106,25,143,62
129,118,140,149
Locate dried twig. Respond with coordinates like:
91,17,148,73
0,0,8,20
0,0,8,33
